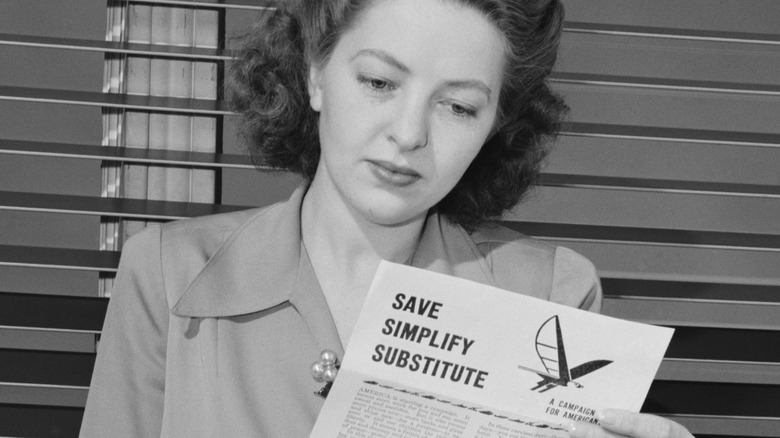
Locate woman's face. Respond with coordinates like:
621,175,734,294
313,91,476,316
308,0,505,227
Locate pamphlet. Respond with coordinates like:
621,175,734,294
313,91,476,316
311,261,673,437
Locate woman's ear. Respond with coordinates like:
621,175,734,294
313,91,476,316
308,64,323,112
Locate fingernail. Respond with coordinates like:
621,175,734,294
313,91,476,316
596,410,615,427
566,423,578,436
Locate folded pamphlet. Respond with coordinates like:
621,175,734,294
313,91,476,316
311,261,673,437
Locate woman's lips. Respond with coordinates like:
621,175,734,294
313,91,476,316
367,160,421,187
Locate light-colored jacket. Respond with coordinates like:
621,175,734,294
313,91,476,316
80,185,601,437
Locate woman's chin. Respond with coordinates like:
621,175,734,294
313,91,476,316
360,201,429,228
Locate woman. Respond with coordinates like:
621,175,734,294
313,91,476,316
81,0,693,437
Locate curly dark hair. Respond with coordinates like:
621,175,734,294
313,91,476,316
229,0,568,231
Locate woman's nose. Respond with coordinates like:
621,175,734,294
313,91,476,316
387,96,429,151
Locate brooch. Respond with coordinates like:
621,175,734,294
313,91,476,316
311,349,340,398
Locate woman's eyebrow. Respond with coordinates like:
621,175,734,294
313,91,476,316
351,49,410,73
444,80,493,100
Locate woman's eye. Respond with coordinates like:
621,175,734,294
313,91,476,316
358,75,393,92
449,103,477,118
369,79,388,90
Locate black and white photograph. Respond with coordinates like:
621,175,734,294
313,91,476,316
1,1,778,437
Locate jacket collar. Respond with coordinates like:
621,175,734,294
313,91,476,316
171,184,497,321
171,184,308,318
412,212,497,286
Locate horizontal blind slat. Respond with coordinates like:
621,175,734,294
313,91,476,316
0,384,88,408
645,381,780,417
128,0,275,10
0,191,247,220
539,174,780,198
665,326,780,363
499,221,780,251
564,21,780,45
551,72,780,96
601,278,780,303
0,403,84,437
0,138,254,168
602,297,780,331
658,359,780,385
0,349,95,387
0,85,229,114
0,292,107,333
563,122,780,149
662,414,780,438
0,245,119,272
0,33,230,60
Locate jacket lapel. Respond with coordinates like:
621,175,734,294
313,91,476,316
289,244,344,356
169,184,342,353
171,185,305,317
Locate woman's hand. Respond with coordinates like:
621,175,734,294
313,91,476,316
567,409,694,438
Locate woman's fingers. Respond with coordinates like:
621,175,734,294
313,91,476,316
598,409,694,438
566,421,626,438
567,409,694,438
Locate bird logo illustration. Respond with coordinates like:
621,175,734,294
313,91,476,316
517,315,612,392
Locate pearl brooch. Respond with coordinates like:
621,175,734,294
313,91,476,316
312,349,340,398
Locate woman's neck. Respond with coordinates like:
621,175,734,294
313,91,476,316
300,176,426,344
